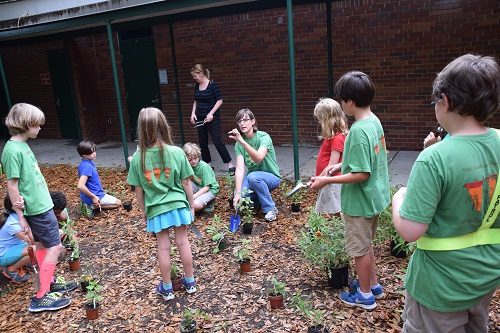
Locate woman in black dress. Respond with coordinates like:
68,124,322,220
190,64,234,173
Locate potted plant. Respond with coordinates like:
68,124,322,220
292,293,328,333
237,192,254,234
179,308,207,333
268,277,286,309
298,212,350,289
80,274,94,292
171,261,182,291
289,186,305,213
84,279,103,320
224,172,236,206
69,242,81,271
234,239,252,273
206,215,229,254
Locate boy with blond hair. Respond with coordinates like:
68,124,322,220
183,142,219,213
310,72,390,310
1,103,75,313
392,54,500,332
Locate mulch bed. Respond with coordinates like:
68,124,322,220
0,164,498,332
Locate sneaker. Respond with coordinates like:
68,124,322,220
264,207,278,222
181,277,197,294
349,279,385,299
28,292,71,313
50,276,78,292
339,288,376,310
2,268,31,284
156,282,175,301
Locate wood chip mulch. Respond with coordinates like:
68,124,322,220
0,164,498,332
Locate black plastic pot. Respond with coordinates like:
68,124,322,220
218,238,229,252
327,265,349,289
390,240,408,258
291,203,301,212
123,201,133,212
308,324,328,333
180,320,196,333
242,222,253,235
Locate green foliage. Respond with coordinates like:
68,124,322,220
291,292,324,326
206,215,229,254
288,181,306,204
236,189,254,225
268,277,286,296
298,211,350,274
170,261,180,280
234,239,251,262
61,217,80,259
180,308,208,331
84,279,103,308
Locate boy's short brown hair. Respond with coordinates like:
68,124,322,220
5,103,45,135
432,54,500,122
334,71,375,108
77,140,96,157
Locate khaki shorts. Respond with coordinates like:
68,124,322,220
402,289,495,333
342,212,379,257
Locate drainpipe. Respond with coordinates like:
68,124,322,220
326,0,333,97
286,0,299,182
106,21,130,170
169,23,185,146
0,54,12,108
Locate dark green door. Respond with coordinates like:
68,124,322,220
47,49,80,139
0,79,9,139
119,28,162,140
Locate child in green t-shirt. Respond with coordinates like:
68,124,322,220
309,72,390,310
127,107,197,302
392,54,500,331
182,142,219,213
1,103,75,313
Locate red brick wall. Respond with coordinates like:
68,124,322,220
1,0,499,151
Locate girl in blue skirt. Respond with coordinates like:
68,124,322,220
127,107,197,301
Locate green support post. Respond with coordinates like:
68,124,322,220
286,0,299,182
106,21,130,170
0,54,12,108
169,23,185,146
326,0,333,98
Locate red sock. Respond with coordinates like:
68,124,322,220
36,261,56,298
35,248,47,267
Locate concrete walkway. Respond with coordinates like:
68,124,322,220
0,139,419,186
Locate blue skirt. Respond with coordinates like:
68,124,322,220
146,208,192,233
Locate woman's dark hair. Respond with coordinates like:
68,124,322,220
77,140,96,157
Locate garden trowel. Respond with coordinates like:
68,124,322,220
191,224,203,239
229,208,241,233
27,246,40,292
285,181,311,198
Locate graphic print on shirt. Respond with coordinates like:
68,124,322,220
463,174,497,212
374,135,386,154
144,167,171,184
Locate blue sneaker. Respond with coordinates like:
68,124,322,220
28,292,71,313
349,279,385,299
339,288,376,310
181,277,197,294
156,282,174,301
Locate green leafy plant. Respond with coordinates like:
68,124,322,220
298,211,349,276
70,243,80,260
288,184,305,204
84,279,103,309
180,308,208,332
171,261,180,280
291,292,325,327
206,215,229,254
268,277,286,297
236,189,254,225
234,239,251,262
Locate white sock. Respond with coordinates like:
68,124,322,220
358,288,373,299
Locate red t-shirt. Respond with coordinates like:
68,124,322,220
315,132,346,176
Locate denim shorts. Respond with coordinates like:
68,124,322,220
0,242,28,266
26,210,61,248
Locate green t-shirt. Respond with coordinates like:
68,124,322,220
127,145,194,219
192,160,219,196
235,131,281,178
400,128,500,312
1,140,53,216
340,114,390,216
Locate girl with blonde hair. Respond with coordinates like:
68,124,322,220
127,107,197,301
313,98,348,215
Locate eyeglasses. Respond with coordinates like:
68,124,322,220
236,118,252,125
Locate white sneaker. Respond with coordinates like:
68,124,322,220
264,208,278,222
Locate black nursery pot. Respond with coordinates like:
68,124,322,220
390,240,408,258
123,201,133,212
291,203,301,212
327,265,349,289
218,238,229,251
242,222,253,235
180,320,196,333
308,324,328,333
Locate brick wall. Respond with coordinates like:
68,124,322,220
1,0,499,150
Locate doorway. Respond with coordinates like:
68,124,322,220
119,28,162,141
47,49,81,139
